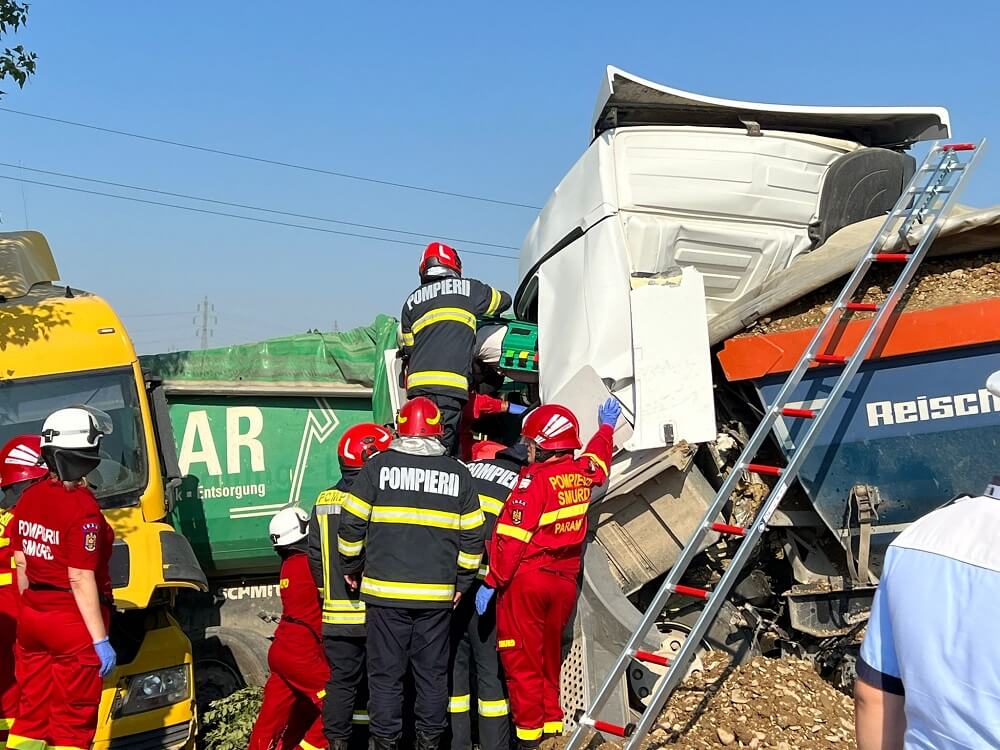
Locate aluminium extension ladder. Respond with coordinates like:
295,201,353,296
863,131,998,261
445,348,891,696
566,138,986,750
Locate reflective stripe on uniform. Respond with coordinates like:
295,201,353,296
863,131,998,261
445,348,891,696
412,307,477,335
323,611,367,625
0,536,9,547
401,330,415,346
478,698,510,717
370,505,462,530
516,727,543,741
477,564,490,579
360,576,455,603
0,717,10,730
341,493,372,521
338,535,364,557
323,598,366,625
0,572,11,586
406,370,469,391
299,741,323,750
538,503,588,527
495,523,532,543
448,694,471,713
352,711,370,724
544,721,564,734
457,550,482,570
581,452,608,475
486,288,503,316
460,509,485,530
478,493,505,516
7,736,47,750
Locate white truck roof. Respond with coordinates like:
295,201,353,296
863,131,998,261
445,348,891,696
592,66,950,146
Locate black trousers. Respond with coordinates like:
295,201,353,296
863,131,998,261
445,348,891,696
411,392,465,457
367,605,452,738
448,590,511,750
323,635,369,743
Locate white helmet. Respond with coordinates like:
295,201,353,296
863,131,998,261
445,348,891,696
41,406,113,450
40,406,113,482
269,506,309,547
988,371,1000,398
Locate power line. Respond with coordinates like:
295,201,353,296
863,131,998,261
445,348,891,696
0,106,542,211
0,161,519,251
120,311,189,318
0,173,518,260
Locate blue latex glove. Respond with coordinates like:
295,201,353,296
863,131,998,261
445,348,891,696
598,398,622,428
475,586,495,616
507,403,527,416
94,637,117,678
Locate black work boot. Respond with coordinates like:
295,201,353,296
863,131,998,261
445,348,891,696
370,735,400,750
517,740,541,750
414,731,443,750
329,740,350,750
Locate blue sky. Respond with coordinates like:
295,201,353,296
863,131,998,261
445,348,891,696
1,1,998,353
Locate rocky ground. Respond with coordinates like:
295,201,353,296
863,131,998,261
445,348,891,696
554,654,855,750
739,249,1000,336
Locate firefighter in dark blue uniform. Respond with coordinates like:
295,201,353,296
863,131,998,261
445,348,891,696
338,398,485,750
400,242,511,456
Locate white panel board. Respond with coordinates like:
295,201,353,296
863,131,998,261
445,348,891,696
627,267,715,450
548,365,633,454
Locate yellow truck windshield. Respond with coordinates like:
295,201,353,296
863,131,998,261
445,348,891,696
0,366,148,508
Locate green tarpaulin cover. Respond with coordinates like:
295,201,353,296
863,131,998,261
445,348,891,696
141,315,397,423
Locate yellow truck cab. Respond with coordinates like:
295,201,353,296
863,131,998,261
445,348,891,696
0,231,207,748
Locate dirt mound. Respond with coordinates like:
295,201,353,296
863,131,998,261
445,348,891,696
642,654,855,749
739,249,1000,337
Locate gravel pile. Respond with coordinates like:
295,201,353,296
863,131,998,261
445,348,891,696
739,249,1000,337
641,654,856,750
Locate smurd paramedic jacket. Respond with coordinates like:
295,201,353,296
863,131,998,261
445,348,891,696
400,277,511,400
337,448,485,608
486,425,613,589
467,447,526,583
307,472,366,638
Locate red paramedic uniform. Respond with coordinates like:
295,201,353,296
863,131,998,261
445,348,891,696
0,507,20,746
8,478,114,750
248,550,330,750
485,424,613,744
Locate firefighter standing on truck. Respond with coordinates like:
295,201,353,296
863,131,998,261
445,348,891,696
8,407,117,750
448,441,527,750
0,435,48,748
308,422,393,749
481,399,619,748
249,506,328,750
338,397,485,750
400,242,512,456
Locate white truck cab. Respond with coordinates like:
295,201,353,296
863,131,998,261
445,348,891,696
517,66,948,453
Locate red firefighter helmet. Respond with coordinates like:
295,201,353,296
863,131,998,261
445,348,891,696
419,242,463,278
338,423,394,469
0,434,47,488
471,440,506,462
521,404,581,451
397,397,444,438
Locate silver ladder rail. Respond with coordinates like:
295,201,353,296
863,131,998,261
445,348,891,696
566,138,986,750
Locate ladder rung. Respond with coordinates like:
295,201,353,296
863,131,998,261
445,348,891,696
781,407,816,418
573,711,636,738
632,649,671,667
845,302,878,312
671,584,710,600
921,163,965,172
941,143,976,151
908,185,951,195
813,354,847,365
747,462,782,477
874,253,911,262
710,522,747,537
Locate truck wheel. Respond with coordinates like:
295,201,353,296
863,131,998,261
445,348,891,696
193,626,272,706
665,600,759,664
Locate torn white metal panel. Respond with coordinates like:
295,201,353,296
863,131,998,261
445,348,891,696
536,218,634,416
627,267,714,450
592,66,950,145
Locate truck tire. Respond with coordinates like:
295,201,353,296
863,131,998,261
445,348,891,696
193,626,272,707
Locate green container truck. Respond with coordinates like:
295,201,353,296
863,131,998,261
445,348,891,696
142,316,399,701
